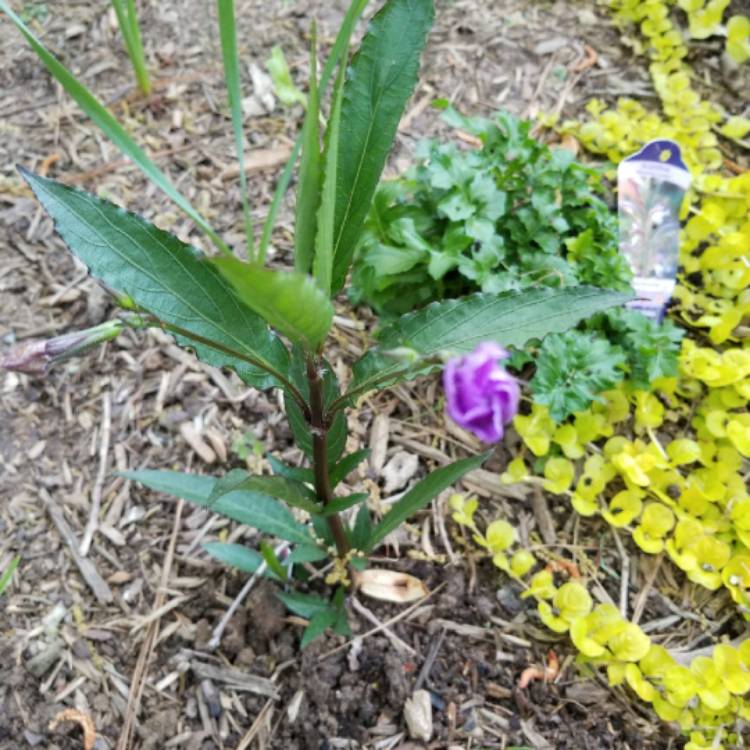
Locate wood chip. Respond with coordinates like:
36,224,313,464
50,708,96,750
179,422,216,464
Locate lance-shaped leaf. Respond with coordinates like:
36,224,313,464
208,468,321,514
203,542,268,576
313,40,346,295
331,0,435,292
259,0,371,262
20,169,289,390
294,24,321,275
347,287,633,402
217,0,255,257
212,258,334,350
122,470,313,545
2,3,227,254
367,452,489,549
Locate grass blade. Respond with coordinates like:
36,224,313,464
124,0,151,94
313,46,346,295
1,2,228,255
217,0,255,258
0,556,19,596
294,22,320,274
257,0,370,262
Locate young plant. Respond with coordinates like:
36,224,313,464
2,0,631,644
111,0,151,94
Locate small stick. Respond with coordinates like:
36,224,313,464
611,529,630,619
116,499,184,750
80,392,112,557
632,555,662,625
414,628,446,690
350,596,416,655
318,582,445,661
41,489,112,604
206,542,289,651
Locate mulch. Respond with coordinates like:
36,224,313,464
0,0,707,747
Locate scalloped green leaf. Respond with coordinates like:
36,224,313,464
347,286,632,399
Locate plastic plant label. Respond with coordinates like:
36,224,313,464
617,139,691,320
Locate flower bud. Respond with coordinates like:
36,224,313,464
2,319,124,375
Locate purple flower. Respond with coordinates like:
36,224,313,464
443,342,520,443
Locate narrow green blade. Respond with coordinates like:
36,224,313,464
257,0,370,261
294,23,321,275
312,45,346,295
368,452,489,549
217,0,255,257
1,2,226,254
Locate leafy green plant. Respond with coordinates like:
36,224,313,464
1,0,631,645
350,106,632,316
351,106,683,419
111,0,151,94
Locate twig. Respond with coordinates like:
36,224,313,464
611,528,630,618
350,596,417,655
41,489,113,604
632,555,662,625
116,499,184,750
80,392,112,557
318,582,445,661
207,542,289,651
414,628,446,690
531,485,557,546
235,698,274,750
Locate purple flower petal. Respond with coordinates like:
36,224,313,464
443,343,520,444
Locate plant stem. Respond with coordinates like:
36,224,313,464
307,356,350,558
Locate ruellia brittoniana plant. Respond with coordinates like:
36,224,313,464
1,0,630,644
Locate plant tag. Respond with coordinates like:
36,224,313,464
617,139,691,320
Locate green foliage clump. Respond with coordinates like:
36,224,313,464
352,108,683,419
350,107,632,316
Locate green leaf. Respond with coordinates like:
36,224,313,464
20,170,289,390
350,504,373,550
0,556,19,596
202,542,272,576
123,470,313,545
1,3,227,254
331,0,435,292
208,469,321,514
301,608,337,647
267,455,314,484
530,331,626,421
259,540,289,581
347,287,633,401
120,469,214,501
111,0,151,94
277,590,330,619
288,545,328,564
266,45,307,108
368,452,488,549
320,493,369,516
295,25,321,275
212,258,333,350
313,44,346,295
330,449,371,488
258,0,371,262
217,0,255,257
